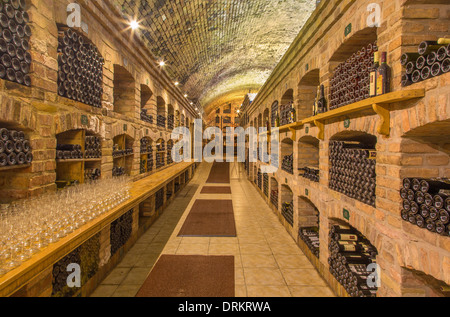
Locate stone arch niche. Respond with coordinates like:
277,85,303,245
298,135,320,182
271,101,279,128
281,138,294,174
167,104,174,130
140,136,153,174
297,196,320,258
280,89,294,126
270,177,279,209
280,184,294,227
298,69,320,120
263,108,270,129
140,85,154,124
329,130,377,207
113,65,136,117
156,97,166,128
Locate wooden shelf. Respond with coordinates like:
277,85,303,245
302,89,425,140
262,89,425,141
113,153,134,159
0,164,31,171
0,162,195,297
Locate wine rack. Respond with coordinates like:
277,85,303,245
401,41,450,86
140,138,153,174
271,101,278,127
167,114,174,130
400,178,450,236
270,189,278,208
84,136,102,159
328,224,378,298
155,188,164,210
57,27,103,108
0,0,32,87
140,109,153,124
0,127,32,168
157,115,166,128
329,41,377,110
281,201,294,226
257,168,262,190
167,141,173,165
112,134,134,177
329,140,376,207
52,247,81,297
263,173,269,197
299,227,320,258
51,233,100,297
281,154,294,174
279,102,294,126
110,209,133,256
166,183,173,200
300,167,320,183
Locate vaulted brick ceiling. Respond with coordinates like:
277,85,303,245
114,0,315,115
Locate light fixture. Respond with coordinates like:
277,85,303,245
184,94,188,98
174,82,179,86
159,61,166,67
130,20,139,30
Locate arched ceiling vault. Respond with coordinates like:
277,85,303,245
114,0,315,116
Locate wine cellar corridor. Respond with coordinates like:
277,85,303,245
0,0,449,301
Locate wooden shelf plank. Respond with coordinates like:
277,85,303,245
0,164,31,171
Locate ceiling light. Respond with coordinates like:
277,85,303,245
130,20,139,30
159,61,165,67
184,94,188,98
174,82,179,86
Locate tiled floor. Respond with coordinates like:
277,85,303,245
91,162,334,297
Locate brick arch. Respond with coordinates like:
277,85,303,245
0,97,38,133
54,112,103,137
297,195,320,229
297,68,320,120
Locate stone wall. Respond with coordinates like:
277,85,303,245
243,0,450,297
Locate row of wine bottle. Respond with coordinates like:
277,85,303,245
157,115,166,128
257,169,262,190
281,154,294,174
167,114,174,130
299,226,320,258
0,127,32,166
140,138,153,153
328,225,378,297
270,189,279,207
401,39,450,86
400,178,450,236
155,188,164,210
281,201,294,226
299,167,320,183
329,140,376,207
112,166,126,177
85,168,101,181
156,152,165,169
140,109,153,124
85,136,102,159
329,41,382,110
57,28,104,108
0,0,31,86
112,145,133,157
167,142,174,165
110,209,133,256
263,173,269,197
279,102,296,126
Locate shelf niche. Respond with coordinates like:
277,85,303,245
113,65,135,117
298,136,320,181
140,137,153,175
55,129,102,188
298,68,320,120
112,134,134,177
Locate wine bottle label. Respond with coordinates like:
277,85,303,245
369,71,377,96
339,234,358,241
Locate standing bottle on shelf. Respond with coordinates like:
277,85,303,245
369,51,379,97
289,102,296,124
313,85,320,116
317,84,327,114
376,52,391,96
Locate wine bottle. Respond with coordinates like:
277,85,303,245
369,51,379,97
376,52,390,95
317,84,327,113
400,52,420,66
418,41,446,55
